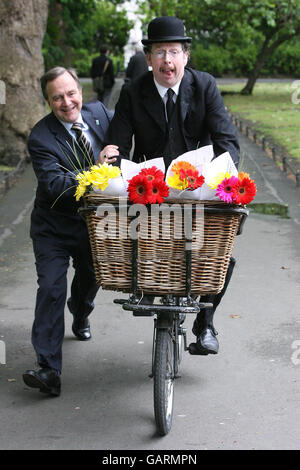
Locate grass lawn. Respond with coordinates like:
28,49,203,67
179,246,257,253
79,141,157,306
0,165,14,172
218,81,300,164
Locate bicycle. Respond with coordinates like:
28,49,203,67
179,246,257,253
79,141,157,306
114,293,212,435
80,196,248,436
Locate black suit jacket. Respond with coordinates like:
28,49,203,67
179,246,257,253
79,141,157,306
126,51,149,81
28,101,113,238
105,67,239,167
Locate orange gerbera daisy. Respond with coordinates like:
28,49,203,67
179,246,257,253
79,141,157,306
171,161,197,174
238,171,250,180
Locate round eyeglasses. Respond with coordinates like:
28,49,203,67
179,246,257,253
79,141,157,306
151,49,183,59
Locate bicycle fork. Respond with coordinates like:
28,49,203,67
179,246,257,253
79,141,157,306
150,312,188,379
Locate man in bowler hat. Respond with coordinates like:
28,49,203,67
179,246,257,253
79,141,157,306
104,16,240,355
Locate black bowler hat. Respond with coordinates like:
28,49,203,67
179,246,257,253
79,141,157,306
141,16,192,45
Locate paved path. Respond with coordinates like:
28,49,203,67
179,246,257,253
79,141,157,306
0,104,300,450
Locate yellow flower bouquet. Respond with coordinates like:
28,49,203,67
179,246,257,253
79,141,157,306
74,163,125,200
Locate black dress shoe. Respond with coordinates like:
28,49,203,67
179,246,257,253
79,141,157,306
189,325,219,355
72,318,91,341
23,368,61,396
67,298,91,340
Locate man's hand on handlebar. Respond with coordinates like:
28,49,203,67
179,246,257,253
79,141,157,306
97,145,119,165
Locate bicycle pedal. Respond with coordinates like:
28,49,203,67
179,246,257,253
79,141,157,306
132,311,154,317
188,342,209,356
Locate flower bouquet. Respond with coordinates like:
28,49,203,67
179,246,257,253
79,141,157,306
74,163,126,200
73,146,256,207
165,146,256,205
120,157,170,204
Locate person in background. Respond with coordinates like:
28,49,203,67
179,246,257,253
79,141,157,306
90,44,115,106
103,16,240,357
125,46,149,84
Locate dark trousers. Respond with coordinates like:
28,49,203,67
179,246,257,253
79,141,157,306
31,226,99,373
196,257,236,328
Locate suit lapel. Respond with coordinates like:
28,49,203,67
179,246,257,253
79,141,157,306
47,112,86,169
141,75,166,131
82,108,105,141
179,70,194,123
48,112,75,156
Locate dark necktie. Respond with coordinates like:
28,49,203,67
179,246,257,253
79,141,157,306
71,122,94,164
166,88,175,123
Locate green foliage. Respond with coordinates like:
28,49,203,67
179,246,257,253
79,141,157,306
191,44,231,77
140,0,300,91
43,0,132,73
43,0,300,83
265,39,300,75
90,1,134,53
72,49,98,77
71,48,125,77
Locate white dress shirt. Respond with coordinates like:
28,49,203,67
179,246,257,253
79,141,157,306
153,79,181,121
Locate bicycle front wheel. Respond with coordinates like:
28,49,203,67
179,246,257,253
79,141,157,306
153,328,175,436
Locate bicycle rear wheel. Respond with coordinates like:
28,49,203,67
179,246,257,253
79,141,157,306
153,328,175,436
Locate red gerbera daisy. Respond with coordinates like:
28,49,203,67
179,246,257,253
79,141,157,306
147,179,169,204
185,170,205,189
233,177,257,205
140,166,165,182
127,174,151,204
178,168,205,190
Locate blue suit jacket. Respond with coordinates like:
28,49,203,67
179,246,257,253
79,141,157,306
28,101,112,219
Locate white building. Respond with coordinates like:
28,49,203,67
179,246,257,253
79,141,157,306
122,0,144,67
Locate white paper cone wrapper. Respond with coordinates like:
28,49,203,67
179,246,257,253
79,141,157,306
92,176,128,196
166,146,238,201
121,157,165,190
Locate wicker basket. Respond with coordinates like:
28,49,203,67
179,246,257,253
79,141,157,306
82,193,245,296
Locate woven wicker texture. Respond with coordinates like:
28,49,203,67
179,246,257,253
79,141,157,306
83,193,242,295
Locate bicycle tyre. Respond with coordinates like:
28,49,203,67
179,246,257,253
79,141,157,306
153,328,175,436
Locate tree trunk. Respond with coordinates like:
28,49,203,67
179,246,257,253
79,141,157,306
240,30,296,95
0,0,48,165
241,36,272,95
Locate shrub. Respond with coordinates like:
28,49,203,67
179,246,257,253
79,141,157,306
229,45,258,77
191,44,231,77
265,41,300,76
